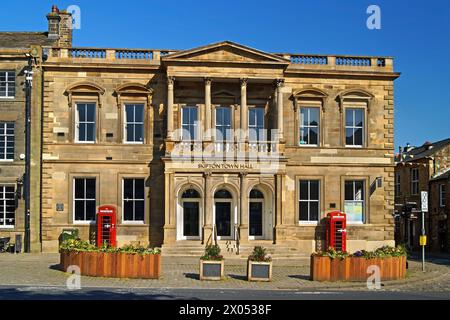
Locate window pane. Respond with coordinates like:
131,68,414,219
345,181,353,200
309,108,319,126
309,127,318,145
85,200,96,221
125,105,134,122
134,179,145,199
355,109,364,127
299,180,309,200
300,109,308,126
182,108,189,125
190,107,197,124
354,181,364,200
78,123,86,141
354,128,363,145
74,179,84,199
135,200,145,221
345,109,353,127
77,105,86,122
310,180,319,200
74,200,84,221
123,179,134,199
310,202,319,221
134,105,144,122
299,202,309,221
345,128,354,145
124,201,134,221
134,124,143,142
85,179,96,199
86,123,95,141
224,108,231,126
248,109,255,126
86,104,96,121
126,124,135,142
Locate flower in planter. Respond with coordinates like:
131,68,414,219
59,239,160,255
200,244,223,261
352,250,363,257
248,246,272,262
312,246,349,260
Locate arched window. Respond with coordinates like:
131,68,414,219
214,189,232,199
249,189,264,199
182,189,201,198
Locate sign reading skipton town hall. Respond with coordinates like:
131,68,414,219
198,162,254,170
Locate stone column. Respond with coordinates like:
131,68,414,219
163,172,176,244
276,79,284,141
203,171,213,243
239,172,249,243
204,78,212,141
240,78,248,143
167,76,175,140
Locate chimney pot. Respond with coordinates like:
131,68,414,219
52,5,59,13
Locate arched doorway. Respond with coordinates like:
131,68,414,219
248,185,274,240
214,189,236,240
177,188,202,240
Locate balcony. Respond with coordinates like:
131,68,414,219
166,140,283,160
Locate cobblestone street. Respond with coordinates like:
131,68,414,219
1,253,450,295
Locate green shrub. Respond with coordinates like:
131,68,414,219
200,244,223,261
312,245,407,260
59,239,160,255
248,246,272,262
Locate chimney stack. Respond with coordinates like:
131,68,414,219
46,5,73,47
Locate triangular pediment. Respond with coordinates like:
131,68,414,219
162,41,289,65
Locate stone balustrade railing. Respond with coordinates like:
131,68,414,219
169,140,280,156
46,47,393,71
47,47,179,62
281,53,393,71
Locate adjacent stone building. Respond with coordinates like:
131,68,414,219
395,139,450,251
0,5,72,252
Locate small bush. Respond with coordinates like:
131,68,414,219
200,244,223,261
248,246,272,262
312,245,407,260
59,239,160,255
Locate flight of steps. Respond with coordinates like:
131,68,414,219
161,240,309,259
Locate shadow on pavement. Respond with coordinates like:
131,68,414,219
183,273,200,280
0,287,182,300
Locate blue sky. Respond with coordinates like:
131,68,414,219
1,0,449,149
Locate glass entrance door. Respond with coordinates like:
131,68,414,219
183,201,199,238
215,202,231,238
249,201,263,238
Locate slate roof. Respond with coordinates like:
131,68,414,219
431,169,450,181
0,32,55,49
399,138,450,163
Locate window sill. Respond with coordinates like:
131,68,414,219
298,144,319,148
123,141,144,145
120,221,146,226
72,221,96,225
345,145,364,148
0,159,14,162
298,221,319,226
74,141,96,144
0,225,15,229
0,97,15,100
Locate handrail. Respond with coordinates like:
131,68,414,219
234,224,240,255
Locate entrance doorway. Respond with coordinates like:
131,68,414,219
249,189,264,239
178,188,201,240
214,189,234,240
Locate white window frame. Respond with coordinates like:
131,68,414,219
122,178,145,224
299,180,320,224
0,185,15,229
411,168,419,195
439,184,446,207
344,180,365,224
75,103,96,143
73,178,96,224
248,107,265,142
181,106,199,141
0,71,15,99
345,108,365,148
0,122,14,161
299,107,320,146
123,104,144,144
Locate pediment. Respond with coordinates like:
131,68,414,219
162,41,289,65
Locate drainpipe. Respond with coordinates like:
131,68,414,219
23,56,33,253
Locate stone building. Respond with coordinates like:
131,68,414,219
40,36,400,254
429,171,449,252
395,139,450,251
0,6,71,252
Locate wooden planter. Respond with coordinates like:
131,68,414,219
199,259,224,281
60,250,161,279
310,255,407,282
247,260,272,282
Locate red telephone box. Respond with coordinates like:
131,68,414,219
97,205,117,247
326,211,347,252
